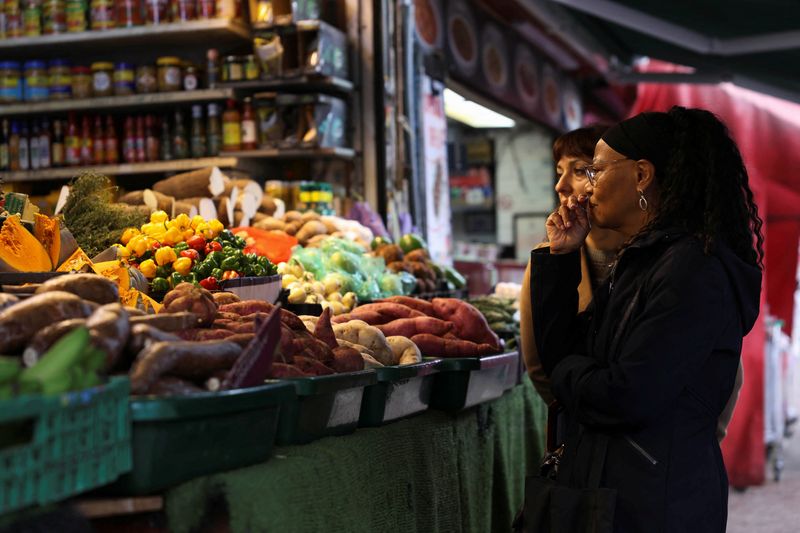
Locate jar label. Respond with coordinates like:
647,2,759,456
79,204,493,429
94,72,111,92
164,66,181,87
223,122,241,146
183,75,198,91
241,121,257,143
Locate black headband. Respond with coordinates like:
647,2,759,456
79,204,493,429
601,112,674,174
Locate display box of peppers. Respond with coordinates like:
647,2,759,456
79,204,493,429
117,211,278,302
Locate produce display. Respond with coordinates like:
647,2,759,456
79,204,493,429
117,211,277,299
469,295,520,340
254,209,374,249
278,258,357,315
372,235,467,295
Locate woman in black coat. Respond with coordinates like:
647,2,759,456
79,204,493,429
531,107,763,532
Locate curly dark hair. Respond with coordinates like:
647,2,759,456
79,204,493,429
643,106,764,267
553,124,610,162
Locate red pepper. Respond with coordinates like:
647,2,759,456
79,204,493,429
151,241,161,249
180,249,200,261
205,241,223,255
199,276,220,291
222,270,240,281
186,235,206,253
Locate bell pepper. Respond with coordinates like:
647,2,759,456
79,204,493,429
173,257,193,276
150,240,161,250
205,241,223,255
155,246,178,266
211,268,224,280
114,244,131,259
151,277,170,293
251,264,267,277
187,235,206,253
234,236,247,249
220,255,241,271
173,241,189,253
162,227,184,246
150,210,169,224
205,251,224,268
126,235,149,258
199,277,220,291
218,230,235,243
195,222,214,240
193,260,213,280
138,259,157,279
173,213,191,230
191,215,206,230
208,219,224,236
180,249,200,261
156,265,172,279
120,227,140,245
170,272,185,288
222,270,240,281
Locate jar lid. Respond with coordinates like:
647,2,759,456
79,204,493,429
224,55,240,62
24,60,47,69
72,66,92,74
115,62,135,70
48,59,71,68
91,62,115,70
0,61,21,69
157,57,182,66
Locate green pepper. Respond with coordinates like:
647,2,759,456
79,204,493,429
252,264,267,277
245,253,258,264
156,265,172,279
234,236,247,249
193,260,212,279
218,230,235,243
211,268,224,280
183,272,198,285
257,256,277,275
151,277,170,293
170,272,184,288
173,242,189,252
220,256,241,271
205,251,224,268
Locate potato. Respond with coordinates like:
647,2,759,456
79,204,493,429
387,336,422,365
283,210,303,223
296,220,328,245
332,320,394,365
300,211,321,222
284,220,302,236
254,217,286,231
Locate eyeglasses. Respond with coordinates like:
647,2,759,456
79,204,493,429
585,158,632,186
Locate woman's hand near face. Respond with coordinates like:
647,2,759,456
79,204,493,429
547,195,591,254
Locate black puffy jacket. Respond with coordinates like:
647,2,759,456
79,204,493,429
531,229,761,533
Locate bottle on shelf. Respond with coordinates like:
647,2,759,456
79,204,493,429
197,0,214,20
65,113,81,166
172,0,196,22
206,49,219,88
173,108,188,159
145,114,159,161
6,0,24,39
105,115,119,164
122,116,135,163
222,99,241,152
23,0,43,37
39,118,51,168
93,115,105,164
135,115,146,162
206,102,221,155
52,119,65,167
19,121,30,171
65,0,88,33
29,120,40,170
241,97,257,150
160,116,172,160
116,0,142,28
43,0,68,35
0,119,9,171
80,115,93,165
145,0,168,25
9,121,21,171
90,0,116,31
190,104,206,158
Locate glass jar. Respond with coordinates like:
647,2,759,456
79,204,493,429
182,64,198,91
135,65,157,93
42,0,67,34
222,55,242,82
23,0,43,37
156,56,181,92
171,0,194,21
91,0,116,30
113,62,135,95
5,0,24,39
65,0,87,32
23,60,49,101
243,54,259,81
48,59,72,100
115,0,141,27
0,62,22,103
144,0,167,24
71,65,92,98
91,61,114,97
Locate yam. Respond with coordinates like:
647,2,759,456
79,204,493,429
86,303,130,371
23,318,87,367
386,336,422,365
173,201,195,216
0,292,95,353
410,333,495,358
125,324,181,363
118,190,145,205
432,298,500,350
292,355,335,376
314,308,338,349
269,363,311,378
35,273,119,304
330,346,365,373
130,312,202,331
376,317,454,338
153,167,225,199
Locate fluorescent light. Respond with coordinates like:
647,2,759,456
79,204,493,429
443,88,516,128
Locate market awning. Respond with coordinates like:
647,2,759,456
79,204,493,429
536,0,800,104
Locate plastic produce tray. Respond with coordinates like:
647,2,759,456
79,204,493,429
359,360,441,427
0,377,131,515
275,370,376,445
108,382,295,495
430,351,520,412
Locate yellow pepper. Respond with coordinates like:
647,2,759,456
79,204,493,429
191,215,206,230
174,213,192,230
114,244,131,259
172,257,193,276
138,259,157,279
155,246,178,266
208,219,224,236
183,228,196,241
120,227,140,245
126,235,149,257
150,210,169,224
162,227,184,246
195,222,213,239
141,222,167,240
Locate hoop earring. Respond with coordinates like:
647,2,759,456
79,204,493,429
638,190,648,212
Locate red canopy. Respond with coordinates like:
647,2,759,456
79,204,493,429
628,62,800,486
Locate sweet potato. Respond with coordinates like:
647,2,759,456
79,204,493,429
348,302,425,322
332,310,385,326
293,329,335,363
161,283,217,327
330,346,365,373
410,333,495,358
226,333,256,348
130,312,201,331
148,376,205,396
87,303,130,371
386,336,422,365
381,296,435,316
300,315,318,332
432,298,500,350
130,340,241,394
125,324,181,362
269,363,310,378
176,328,235,341
376,317,453,338
336,338,377,359
0,291,95,353
35,273,119,304
215,311,242,321
314,308,338,349
0,293,19,312
332,320,394,365
212,292,241,306
292,355,335,376
219,300,275,316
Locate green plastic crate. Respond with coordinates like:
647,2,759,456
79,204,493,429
275,370,377,445
109,382,295,495
359,360,441,427
430,351,520,412
0,377,132,515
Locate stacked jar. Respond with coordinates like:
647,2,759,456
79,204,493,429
48,59,72,99
0,62,23,103
23,60,49,101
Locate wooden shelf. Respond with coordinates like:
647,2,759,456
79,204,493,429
222,75,354,95
252,20,321,32
0,89,235,117
0,157,238,182
0,19,251,59
221,147,356,160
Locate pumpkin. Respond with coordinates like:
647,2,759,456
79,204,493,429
56,248,94,273
34,214,61,270
57,227,80,268
0,215,53,272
